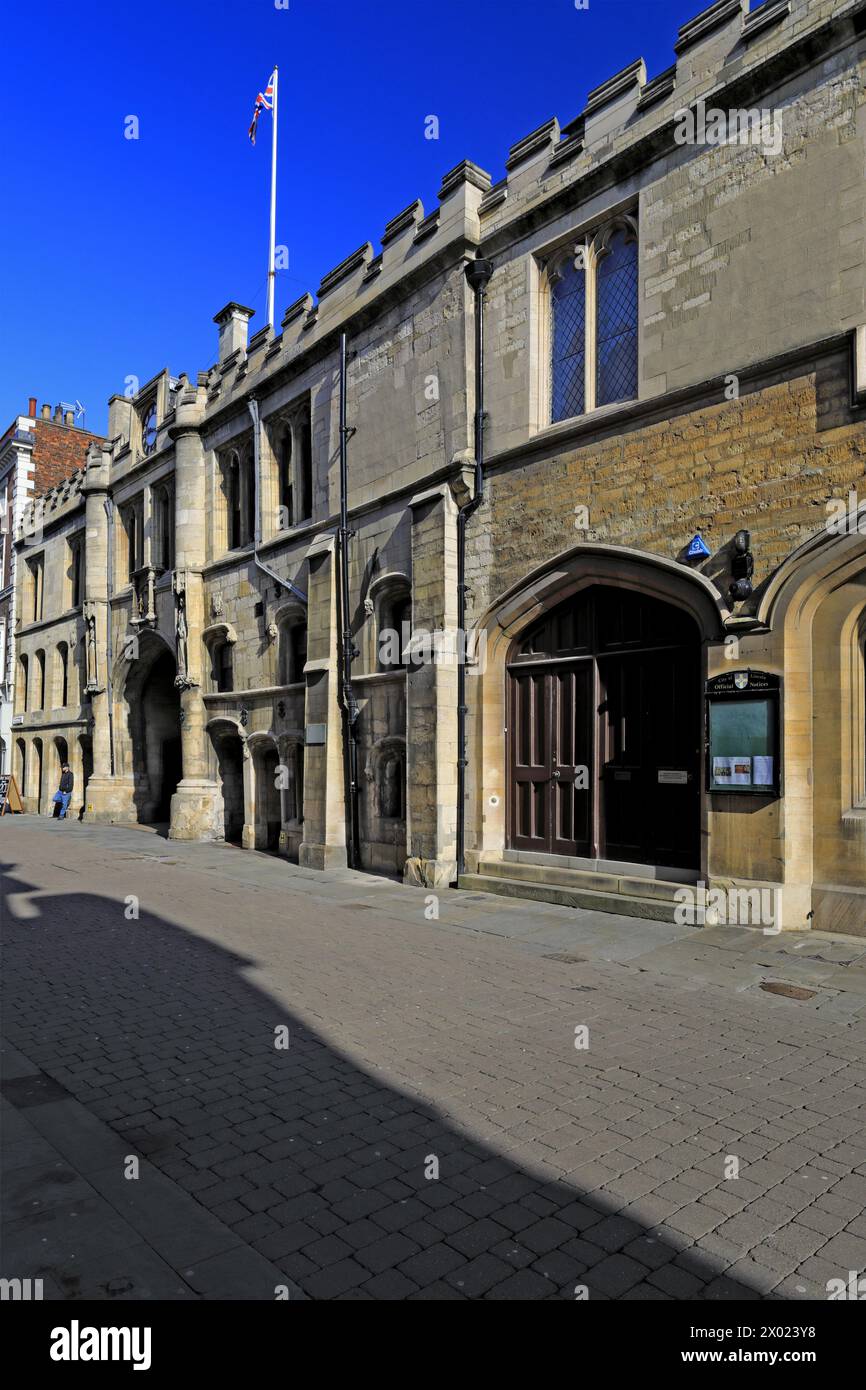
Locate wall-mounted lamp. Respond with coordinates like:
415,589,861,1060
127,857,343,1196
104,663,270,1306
729,529,754,601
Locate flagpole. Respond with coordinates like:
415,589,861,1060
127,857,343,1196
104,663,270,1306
267,66,278,330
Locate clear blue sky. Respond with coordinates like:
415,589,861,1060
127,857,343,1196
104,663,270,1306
0,0,693,434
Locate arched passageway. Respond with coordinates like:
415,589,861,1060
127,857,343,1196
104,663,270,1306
253,742,281,852
210,724,246,844
125,642,182,824
32,738,44,814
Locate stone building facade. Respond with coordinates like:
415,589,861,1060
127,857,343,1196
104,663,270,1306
0,399,103,778
14,0,866,932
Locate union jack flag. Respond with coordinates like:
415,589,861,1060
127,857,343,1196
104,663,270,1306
248,71,275,145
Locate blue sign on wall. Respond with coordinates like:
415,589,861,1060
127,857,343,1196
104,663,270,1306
686,533,711,559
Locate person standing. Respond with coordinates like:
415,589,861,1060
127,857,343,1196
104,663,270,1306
56,764,74,820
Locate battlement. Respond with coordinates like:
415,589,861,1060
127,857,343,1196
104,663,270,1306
19,466,85,538
203,0,853,409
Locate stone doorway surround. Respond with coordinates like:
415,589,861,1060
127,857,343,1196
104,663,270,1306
750,512,866,935
466,541,729,885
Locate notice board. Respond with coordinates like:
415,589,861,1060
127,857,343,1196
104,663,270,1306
706,670,781,796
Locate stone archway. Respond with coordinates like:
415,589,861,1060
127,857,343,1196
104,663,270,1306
119,633,182,824
467,542,728,876
754,513,866,933
52,736,69,815
506,584,701,870
249,737,281,852
32,737,44,814
207,718,246,844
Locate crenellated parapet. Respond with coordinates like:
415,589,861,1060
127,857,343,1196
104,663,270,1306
196,0,849,412
18,464,86,539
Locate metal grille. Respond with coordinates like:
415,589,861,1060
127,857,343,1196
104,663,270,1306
596,233,638,406
551,261,585,422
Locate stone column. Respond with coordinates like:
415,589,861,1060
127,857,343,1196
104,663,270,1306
168,382,222,840
404,482,461,887
80,442,135,821
298,533,347,869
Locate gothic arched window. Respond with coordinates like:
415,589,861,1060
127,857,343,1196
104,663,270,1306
549,216,638,423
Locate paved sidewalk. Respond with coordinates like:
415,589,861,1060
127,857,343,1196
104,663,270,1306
2,819,865,1300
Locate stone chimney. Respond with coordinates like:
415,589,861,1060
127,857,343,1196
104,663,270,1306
53,405,63,423
64,409,74,426
213,302,255,364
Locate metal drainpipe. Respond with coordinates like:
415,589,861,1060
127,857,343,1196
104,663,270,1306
337,331,361,870
247,396,308,605
104,497,115,777
456,255,494,882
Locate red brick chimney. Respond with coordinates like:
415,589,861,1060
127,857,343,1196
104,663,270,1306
28,397,37,419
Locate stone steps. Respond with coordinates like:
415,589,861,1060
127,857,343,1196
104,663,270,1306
458,859,693,923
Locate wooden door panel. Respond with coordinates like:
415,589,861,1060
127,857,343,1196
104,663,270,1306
600,650,699,868
510,669,550,850
550,663,592,857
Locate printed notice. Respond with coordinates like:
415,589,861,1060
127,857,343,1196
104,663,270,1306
753,755,774,786
713,756,752,786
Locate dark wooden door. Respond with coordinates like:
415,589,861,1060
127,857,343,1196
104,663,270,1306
550,663,593,857
509,662,592,856
510,667,550,852
599,646,700,869
507,585,701,872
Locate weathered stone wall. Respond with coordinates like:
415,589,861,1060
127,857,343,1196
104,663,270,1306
467,348,866,622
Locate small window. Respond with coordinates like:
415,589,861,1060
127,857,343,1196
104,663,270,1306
69,535,84,608
279,428,293,529
26,555,44,621
297,410,313,522
222,450,253,550
154,485,174,571
17,654,28,712
278,621,307,685
35,649,46,710
57,642,69,707
121,502,142,581
213,641,234,693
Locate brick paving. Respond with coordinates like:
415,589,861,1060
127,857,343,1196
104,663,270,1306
2,818,865,1300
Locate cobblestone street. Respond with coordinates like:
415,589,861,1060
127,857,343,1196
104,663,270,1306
2,819,866,1301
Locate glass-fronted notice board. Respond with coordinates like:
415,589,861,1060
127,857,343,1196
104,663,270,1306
706,670,781,796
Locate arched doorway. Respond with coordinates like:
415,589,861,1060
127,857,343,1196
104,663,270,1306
126,641,182,823
15,739,26,798
210,722,246,843
507,584,701,871
52,737,69,815
252,741,281,852
32,738,44,814
78,734,93,798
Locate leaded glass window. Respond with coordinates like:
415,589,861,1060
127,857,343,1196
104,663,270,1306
549,217,638,423
551,258,586,422
596,230,638,407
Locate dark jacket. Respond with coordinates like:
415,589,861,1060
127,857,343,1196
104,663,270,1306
59,770,74,794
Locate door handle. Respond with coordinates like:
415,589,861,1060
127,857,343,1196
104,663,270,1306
551,770,561,779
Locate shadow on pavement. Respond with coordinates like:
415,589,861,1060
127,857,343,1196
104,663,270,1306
0,856,773,1301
